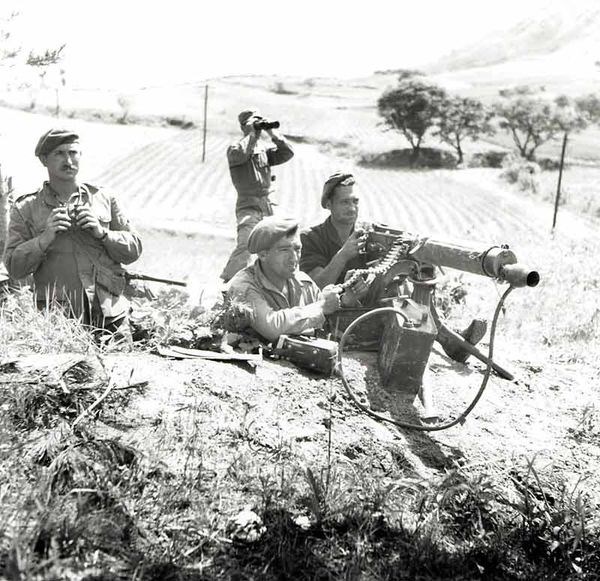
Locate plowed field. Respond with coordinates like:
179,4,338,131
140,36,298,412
91,128,555,245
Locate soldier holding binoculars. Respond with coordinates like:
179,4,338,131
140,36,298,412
3,129,142,338
220,109,294,283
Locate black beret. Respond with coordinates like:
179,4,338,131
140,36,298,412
248,217,299,253
35,129,80,158
238,110,258,125
321,172,355,208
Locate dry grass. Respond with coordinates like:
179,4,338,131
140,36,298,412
537,166,600,220
0,288,96,357
1,283,600,579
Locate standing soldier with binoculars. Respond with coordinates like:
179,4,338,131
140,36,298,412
3,128,142,340
220,110,294,283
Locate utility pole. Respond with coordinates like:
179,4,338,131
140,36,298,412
552,132,568,231
202,84,209,163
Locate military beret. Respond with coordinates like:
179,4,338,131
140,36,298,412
238,109,258,126
248,216,299,253
35,129,80,158
321,172,355,208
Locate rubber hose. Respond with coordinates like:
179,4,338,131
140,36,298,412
336,286,515,432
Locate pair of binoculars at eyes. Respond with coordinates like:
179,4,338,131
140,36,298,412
253,119,280,131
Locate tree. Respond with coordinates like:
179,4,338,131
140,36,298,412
494,95,586,161
26,45,65,110
435,96,495,164
377,79,447,159
553,95,588,134
575,93,600,125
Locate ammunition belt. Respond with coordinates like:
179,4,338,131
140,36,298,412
338,239,413,291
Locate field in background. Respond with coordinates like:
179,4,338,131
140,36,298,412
3,69,600,162
2,102,598,292
1,71,598,351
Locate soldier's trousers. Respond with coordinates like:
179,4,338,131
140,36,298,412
220,203,273,283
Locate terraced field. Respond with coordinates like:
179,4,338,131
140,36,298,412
2,105,590,286
92,127,553,245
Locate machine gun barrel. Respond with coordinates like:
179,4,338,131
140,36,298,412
500,264,540,288
409,240,539,287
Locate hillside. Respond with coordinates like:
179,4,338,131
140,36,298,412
427,2,600,73
1,91,600,577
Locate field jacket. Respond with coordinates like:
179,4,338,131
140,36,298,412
227,261,325,342
227,133,294,213
3,182,142,319
300,217,371,284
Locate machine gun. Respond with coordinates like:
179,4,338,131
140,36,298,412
329,223,540,427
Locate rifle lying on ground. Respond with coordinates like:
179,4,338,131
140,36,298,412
125,272,187,287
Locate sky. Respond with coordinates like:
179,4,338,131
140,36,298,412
2,0,587,89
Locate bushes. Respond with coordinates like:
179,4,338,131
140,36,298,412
500,155,541,194
469,150,512,168
358,147,458,169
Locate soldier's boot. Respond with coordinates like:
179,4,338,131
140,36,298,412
441,318,488,364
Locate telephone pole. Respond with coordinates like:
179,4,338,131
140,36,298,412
202,84,209,162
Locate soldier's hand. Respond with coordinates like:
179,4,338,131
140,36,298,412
321,285,342,314
39,207,71,248
75,207,105,239
344,271,369,299
340,229,366,260
244,119,259,136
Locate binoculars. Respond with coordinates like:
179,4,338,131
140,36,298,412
66,201,84,229
253,119,280,131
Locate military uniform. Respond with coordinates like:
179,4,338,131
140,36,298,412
220,131,294,282
300,217,371,284
226,216,332,342
227,261,325,342
4,182,142,328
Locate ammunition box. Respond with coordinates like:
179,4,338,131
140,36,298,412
273,335,339,376
378,298,437,401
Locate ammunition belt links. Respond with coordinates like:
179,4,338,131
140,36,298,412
338,238,415,291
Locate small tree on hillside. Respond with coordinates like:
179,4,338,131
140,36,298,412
575,93,600,125
26,45,65,110
377,79,447,160
553,95,589,134
494,96,569,160
435,96,495,164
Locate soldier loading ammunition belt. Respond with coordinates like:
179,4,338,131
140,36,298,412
336,237,417,293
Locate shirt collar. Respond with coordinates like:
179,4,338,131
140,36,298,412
254,260,308,296
41,182,92,208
